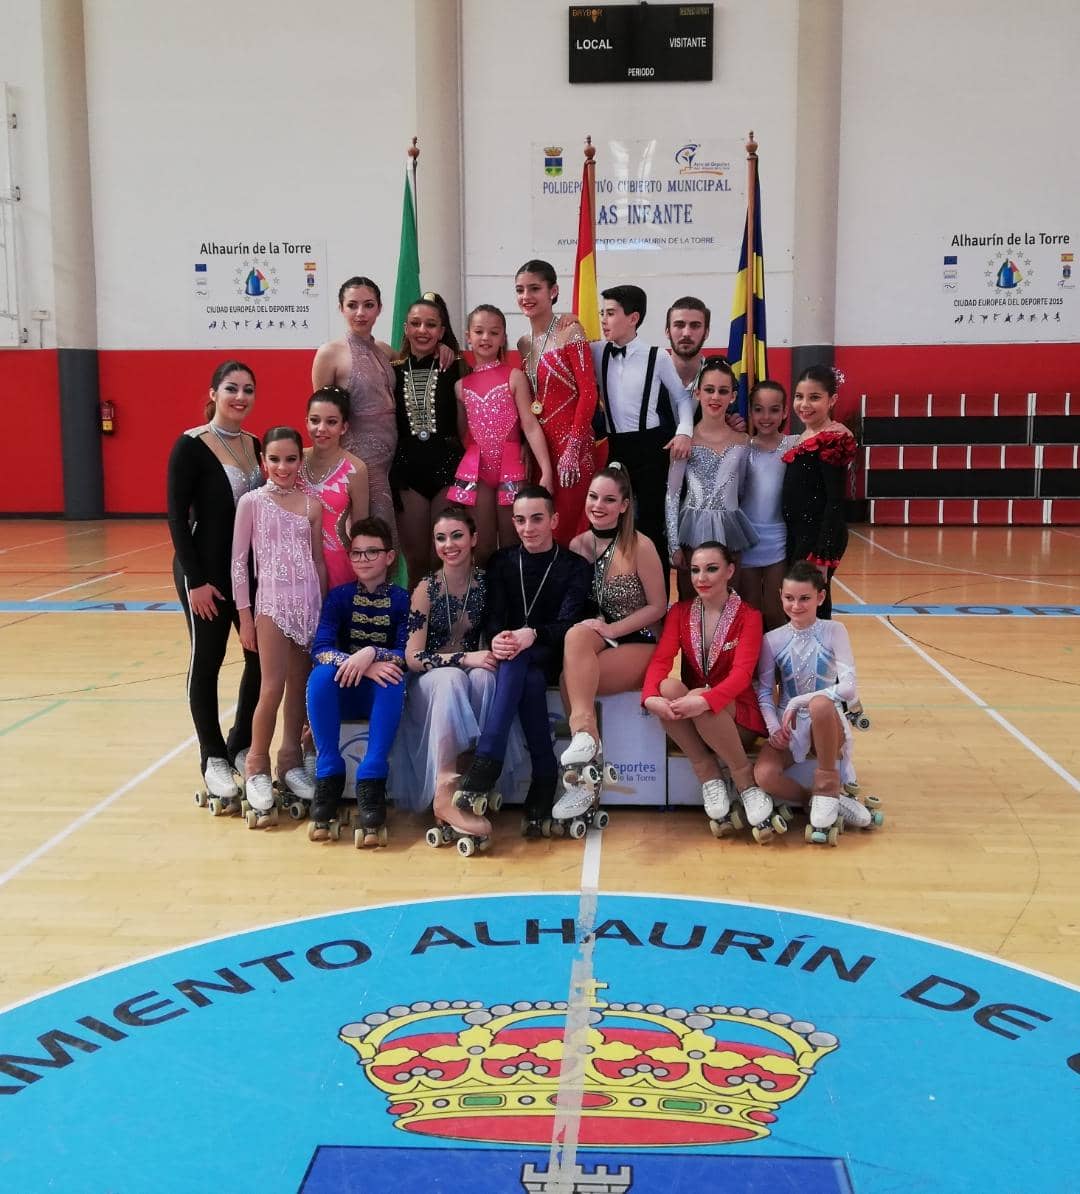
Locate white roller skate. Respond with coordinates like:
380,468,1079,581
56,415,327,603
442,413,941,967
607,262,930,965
703,775,737,839
805,767,842,846
243,773,279,830
276,766,315,822
553,733,613,838
838,792,884,831
736,784,788,844
194,756,244,816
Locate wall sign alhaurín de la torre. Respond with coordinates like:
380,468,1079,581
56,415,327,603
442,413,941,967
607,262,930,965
569,5,713,83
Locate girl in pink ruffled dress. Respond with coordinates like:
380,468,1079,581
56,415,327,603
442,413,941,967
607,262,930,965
450,304,553,561
232,427,327,824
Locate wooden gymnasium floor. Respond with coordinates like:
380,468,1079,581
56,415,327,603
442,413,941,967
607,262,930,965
1,519,1079,1009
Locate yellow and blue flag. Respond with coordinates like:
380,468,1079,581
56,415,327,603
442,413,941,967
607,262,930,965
726,166,767,420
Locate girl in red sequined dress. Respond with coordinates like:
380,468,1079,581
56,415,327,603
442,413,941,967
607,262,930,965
781,365,857,619
514,260,604,545
452,304,553,561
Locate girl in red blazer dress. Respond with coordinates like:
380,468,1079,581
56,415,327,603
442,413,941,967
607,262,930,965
642,541,784,841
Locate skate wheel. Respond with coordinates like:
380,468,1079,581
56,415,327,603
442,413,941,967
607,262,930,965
246,809,258,830
777,803,797,823
569,819,587,840
827,826,841,846
604,763,618,785
865,794,881,809
856,716,871,731
329,820,342,842
457,836,476,858
308,822,330,842
540,818,553,838
805,824,817,843
770,813,788,835
208,797,222,817
871,810,885,827
288,801,306,821
752,825,773,844
730,806,746,830
354,828,364,849
472,795,488,816
194,791,207,808
488,791,503,813
582,763,601,786
708,819,723,839
377,825,388,847
425,827,442,848
477,836,492,853
594,810,609,830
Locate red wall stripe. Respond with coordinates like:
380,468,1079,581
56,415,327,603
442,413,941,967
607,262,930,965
2,350,63,514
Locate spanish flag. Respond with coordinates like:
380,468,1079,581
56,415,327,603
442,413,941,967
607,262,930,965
572,148,600,341
726,157,767,421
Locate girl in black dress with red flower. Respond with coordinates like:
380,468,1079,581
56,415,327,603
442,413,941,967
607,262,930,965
781,365,856,619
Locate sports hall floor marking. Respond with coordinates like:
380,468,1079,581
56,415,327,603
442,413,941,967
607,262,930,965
834,576,1080,794
0,700,65,738
848,528,1080,591
0,714,231,890
0,527,96,554
29,570,124,601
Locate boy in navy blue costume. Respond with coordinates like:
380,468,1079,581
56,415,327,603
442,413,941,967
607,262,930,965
306,517,409,844
454,486,591,836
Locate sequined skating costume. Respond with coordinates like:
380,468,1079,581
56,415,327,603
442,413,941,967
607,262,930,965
340,332,398,541
665,440,757,560
231,487,321,648
754,618,857,785
299,455,358,588
457,360,526,504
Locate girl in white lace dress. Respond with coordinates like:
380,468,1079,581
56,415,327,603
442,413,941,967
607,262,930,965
232,427,327,821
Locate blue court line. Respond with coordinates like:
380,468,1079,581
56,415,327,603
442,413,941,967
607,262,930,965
2,600,1079,617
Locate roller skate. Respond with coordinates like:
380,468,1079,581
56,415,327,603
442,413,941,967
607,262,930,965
354,778,389,848
553,733,613,838
427,779,493,857
805,767,842,846
732,784,788,844
838,791,884,832
844,700,871,731
308,772,346,842
453,753,503,817
703,775,737,839
275,765,314,822
195,756,244,816
521,775,557,839
243,773,279,830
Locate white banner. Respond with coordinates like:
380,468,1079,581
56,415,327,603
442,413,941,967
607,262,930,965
190,238,329,347
938,227,1077,341
532,138,746,268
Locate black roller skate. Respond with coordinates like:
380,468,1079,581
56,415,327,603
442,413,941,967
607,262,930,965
453,753,503,817
521,775,557,839
354,778,388,849
308,773,346,843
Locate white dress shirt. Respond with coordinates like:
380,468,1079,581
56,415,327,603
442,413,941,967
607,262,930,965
589,337,694,438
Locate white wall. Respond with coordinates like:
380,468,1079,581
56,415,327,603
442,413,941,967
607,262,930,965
835,0,1080,345
0,0,56,346
81,0,425,349
461,0,800,347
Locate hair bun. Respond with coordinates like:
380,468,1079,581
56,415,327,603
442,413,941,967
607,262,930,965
608,460,624,472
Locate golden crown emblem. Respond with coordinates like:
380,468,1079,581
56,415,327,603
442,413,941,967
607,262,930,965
544,146,563,157
340,982,838,1147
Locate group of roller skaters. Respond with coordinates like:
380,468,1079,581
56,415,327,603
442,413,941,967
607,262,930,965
167,262,880,854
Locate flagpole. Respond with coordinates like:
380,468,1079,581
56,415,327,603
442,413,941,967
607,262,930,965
744,130,758,392
408,136,419,248
584,133,596,271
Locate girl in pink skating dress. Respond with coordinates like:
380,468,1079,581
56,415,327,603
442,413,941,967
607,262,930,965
451,304,553,561
232,427,327,823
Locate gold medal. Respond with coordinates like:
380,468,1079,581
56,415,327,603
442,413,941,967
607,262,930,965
531,400,543,416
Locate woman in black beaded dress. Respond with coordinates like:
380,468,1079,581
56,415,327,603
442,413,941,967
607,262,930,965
390,292,465,587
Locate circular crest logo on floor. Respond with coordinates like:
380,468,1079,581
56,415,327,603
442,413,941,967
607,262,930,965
2,893,1079,1192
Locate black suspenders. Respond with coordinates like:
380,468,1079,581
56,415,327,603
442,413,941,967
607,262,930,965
601,344,676,438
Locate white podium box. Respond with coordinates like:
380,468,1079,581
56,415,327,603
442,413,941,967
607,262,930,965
504,689,668,808
666,752,705,806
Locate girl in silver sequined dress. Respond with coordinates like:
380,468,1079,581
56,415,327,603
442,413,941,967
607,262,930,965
665,359,757,595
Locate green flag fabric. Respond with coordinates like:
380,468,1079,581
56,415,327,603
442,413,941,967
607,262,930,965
391,164,420,348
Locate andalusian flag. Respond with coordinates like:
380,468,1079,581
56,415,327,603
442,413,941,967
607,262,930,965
391,150,420,343
572,147,600,341
726,159,767,421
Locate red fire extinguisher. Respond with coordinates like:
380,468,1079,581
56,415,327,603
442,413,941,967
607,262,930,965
100,399,116,435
